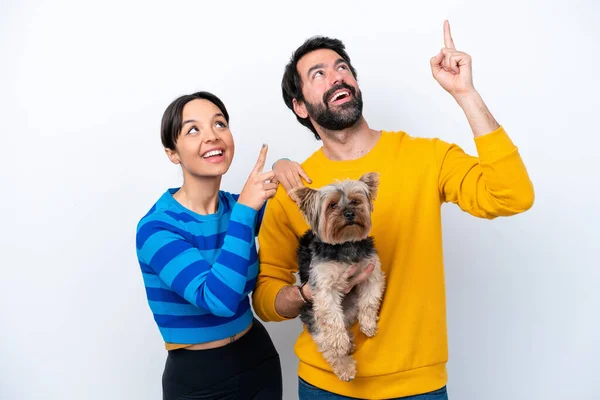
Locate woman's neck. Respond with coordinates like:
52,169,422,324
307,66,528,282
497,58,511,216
173,175,222,215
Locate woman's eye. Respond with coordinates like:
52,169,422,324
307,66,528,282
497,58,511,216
216,121,227,128
188,127,199,134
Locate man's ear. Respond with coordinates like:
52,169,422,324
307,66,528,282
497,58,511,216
293,98,308,119
165,148,181,165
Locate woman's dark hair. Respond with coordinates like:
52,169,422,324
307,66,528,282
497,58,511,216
160,91,230,150
281,36,358,140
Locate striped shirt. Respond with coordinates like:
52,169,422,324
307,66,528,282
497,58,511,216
136,188,264,345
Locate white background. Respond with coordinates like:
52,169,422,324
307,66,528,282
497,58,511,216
1,0,598,399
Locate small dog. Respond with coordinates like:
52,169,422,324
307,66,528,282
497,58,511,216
289,172,385,381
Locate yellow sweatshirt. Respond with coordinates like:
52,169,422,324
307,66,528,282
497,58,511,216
252,126,534,399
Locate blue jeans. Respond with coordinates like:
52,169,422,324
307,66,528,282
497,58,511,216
298,377,448,400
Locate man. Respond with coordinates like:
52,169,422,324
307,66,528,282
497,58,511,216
252,21,534,399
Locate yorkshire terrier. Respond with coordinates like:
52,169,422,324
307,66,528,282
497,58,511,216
289,172,385,381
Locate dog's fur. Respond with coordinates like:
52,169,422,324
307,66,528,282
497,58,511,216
289,172,385,381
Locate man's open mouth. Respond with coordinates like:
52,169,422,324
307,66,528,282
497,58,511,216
328,89,352,104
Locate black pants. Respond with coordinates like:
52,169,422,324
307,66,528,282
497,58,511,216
162,318,282,399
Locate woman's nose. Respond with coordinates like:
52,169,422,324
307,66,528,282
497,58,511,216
203,128,219,142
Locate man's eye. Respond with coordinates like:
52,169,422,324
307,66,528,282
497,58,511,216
313,71,323,78
339,65,347,71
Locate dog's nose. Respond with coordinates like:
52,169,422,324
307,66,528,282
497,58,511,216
344,210,355,220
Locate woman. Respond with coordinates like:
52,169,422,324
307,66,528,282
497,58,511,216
135,91,307,399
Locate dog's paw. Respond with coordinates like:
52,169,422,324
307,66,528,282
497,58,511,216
360,322,378,338
333,356,357,382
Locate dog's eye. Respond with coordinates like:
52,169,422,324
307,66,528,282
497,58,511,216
350,199,359,205
329,202,337,209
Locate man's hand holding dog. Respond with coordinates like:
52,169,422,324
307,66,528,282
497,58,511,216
301,262,376,302
275,262,375,318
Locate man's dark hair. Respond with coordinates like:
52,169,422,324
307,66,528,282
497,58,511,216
281,36,358,140
160,91,230,150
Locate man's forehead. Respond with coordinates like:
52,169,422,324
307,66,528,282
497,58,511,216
297,49,343,74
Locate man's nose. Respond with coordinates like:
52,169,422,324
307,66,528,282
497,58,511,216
330,75,343,87
330,68,345,87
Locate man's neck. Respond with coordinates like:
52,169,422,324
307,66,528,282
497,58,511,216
318,118,381,161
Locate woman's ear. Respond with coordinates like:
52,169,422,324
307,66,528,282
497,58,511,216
165,148,181,165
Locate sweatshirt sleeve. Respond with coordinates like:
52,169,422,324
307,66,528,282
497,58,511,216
136,203,258,317
436,125,535,219
252,196,299,322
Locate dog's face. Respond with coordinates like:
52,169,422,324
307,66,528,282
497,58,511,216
289,172,379,244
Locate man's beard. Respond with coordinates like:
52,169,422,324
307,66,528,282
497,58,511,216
304,83,363,131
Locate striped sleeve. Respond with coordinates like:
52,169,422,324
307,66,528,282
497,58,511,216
231,193,266,235
136,203,258,317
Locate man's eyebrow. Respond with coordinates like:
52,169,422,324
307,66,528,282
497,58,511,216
307,59,348,78
307,63,325,78
334,58,347,67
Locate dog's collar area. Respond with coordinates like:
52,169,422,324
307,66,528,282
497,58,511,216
312,236,375,249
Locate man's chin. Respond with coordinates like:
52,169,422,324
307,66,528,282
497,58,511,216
325,112,362,130
306,99,363,131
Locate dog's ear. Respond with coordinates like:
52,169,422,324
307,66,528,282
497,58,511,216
289,186,319,223
359,172,379,201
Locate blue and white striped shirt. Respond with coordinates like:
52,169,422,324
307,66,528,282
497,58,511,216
135,188,264,344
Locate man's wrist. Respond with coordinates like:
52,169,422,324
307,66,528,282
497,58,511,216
274,284,305,319
454,89,500,138
297,282,312,304
453,88,481,110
